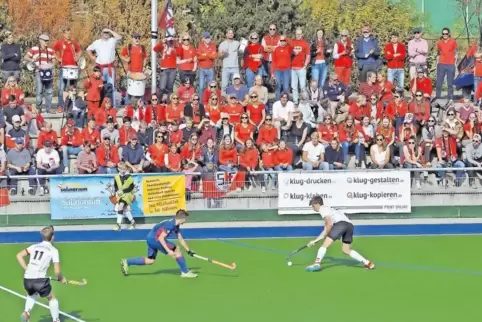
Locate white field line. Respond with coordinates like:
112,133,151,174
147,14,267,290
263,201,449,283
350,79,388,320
0,284,87,322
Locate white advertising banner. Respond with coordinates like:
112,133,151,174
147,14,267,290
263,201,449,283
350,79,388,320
278,171,411,215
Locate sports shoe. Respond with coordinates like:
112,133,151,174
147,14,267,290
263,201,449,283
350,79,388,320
364,261,375,270
128,221,136,230
113,224,121,231
306,263,321,272
21,311,30,322
181,270,198,278
120,259,128,276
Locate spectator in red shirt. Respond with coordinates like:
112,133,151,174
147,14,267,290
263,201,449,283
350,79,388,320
377,72,394,105
218,135,238,172
153,37,178,97
358,71,381,99
246,93,266,127
177,78,195,104
274,139,294,171
333,30,354,86
184,93,205,124
120,32,147,74
290,28,311,104
257,116,278,146
436,28,458,100
37,121,59,150
60,119,83,173
165,93,185,123
408,90,431,129
243,32,264,88
118,116,137,147
385,90,408,131
166,143,182,172
202,81,223,106
338,116,362,166
76,142,98,174
410,67,432,98
197,32,217,96
348,95,370,124
180,133,202,164
83,66,103,117
271,35,291,100
146,132,168,172
82,117,101,149
260,143,278,191
205,94,222,125
53,28,82,113
177,33,197,85
384,32,406,89
238,138,260,190
149,93,166,124
223,94,244,125
96,133,120,174
94,97,117,129
317,115,338,145
434,128,465,186
1,76,24,106
169,120,183,149
234,113,255,149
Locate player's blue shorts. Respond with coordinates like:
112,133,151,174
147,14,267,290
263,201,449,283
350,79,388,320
146,236,176,260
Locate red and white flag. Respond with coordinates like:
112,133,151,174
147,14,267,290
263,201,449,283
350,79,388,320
158,0,176,38
202,171,246,198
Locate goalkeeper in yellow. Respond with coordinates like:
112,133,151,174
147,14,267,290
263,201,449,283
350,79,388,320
113,162,137,231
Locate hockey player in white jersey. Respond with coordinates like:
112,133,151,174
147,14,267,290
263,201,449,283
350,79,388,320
16,226,66,322
306,195,375,272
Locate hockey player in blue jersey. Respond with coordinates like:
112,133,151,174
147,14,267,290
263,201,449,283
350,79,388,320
121,209,198,278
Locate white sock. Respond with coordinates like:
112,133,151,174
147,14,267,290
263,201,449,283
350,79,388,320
315,247,327,264
349,250,369,265
24,294,38,313
124,209,134,222
116,213,123,225
49,298,59,320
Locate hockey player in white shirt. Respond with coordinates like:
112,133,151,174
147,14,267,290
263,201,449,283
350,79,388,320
16,226,66,322
306,195,375,272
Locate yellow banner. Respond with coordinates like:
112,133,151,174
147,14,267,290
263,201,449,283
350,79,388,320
142,175,186,216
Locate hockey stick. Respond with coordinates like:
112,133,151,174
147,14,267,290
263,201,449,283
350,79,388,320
50,277,88,287
192,254,236,271
286,244,309,263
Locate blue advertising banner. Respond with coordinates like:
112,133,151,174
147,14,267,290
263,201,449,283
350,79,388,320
50,174,186,220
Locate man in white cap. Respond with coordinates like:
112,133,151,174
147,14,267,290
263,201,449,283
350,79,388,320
226,73,249,106
24,34,56,113
218,29,240,95
86,28,122,106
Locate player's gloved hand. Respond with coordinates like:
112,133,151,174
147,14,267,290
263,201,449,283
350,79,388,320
187,250,196,257
307,240,317,248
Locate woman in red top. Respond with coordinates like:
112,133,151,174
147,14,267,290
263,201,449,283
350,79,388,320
165,143,182,172
317,115,337,145
463,112,480,145
180,133,202,164
274,139,294,171
260,143,278,192
205,94,222,124
169,120,183,148
402,135,424,188
333,30,353,86
1,76,24,106
398,115,417,161
218,135,238,172
222,95,245,124
384,91,408,135
234,113,255,147
348,95,370,123
94,97,117,128
238,138,260,190
165,93,184,123
150,94,166,124
377,72,394,104
377,116,396,159
338,115,361,166
246,93,266,127
147,133,169,172
81,118,101,149
177,78,195,104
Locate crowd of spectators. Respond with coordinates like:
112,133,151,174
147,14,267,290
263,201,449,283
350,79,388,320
1,23,482,197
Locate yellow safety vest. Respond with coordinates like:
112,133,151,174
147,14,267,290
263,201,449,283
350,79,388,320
114,174,135,205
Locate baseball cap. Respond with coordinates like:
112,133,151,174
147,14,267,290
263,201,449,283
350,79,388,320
39,34,50,41
103,133,111,140
102,28,110,33
12,115,21,123
202,32,211,38
132,32,141,38
44,140,52,147
228,93,237,99
413,27,422,33
15,137,24,144
128,133,137,140
232,73,241,81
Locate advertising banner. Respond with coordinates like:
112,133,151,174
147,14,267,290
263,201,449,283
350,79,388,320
278,171,411,215
50,173,185,220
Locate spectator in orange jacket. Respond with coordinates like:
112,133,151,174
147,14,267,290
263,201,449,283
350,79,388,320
384,32,406,89
197,32,217,96
83,66,103,117
81,117,101,149
274,139,293,171
385,90,408,134
96,133,120,174
271,35,291,100
408,90,431,129
60,119,83,173
348,95,370,124
94,97,117,129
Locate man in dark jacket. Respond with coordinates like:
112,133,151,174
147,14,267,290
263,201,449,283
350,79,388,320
1,32,21,81
355,26,381,82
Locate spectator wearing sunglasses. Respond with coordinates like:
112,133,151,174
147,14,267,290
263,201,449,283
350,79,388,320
465,133,482,188
433,128,465,187
402,135,423,189
385,90,408,135
247,92,266,128
435,28,458,100
218,29,240,96
410,67,432,98
261,24,280,80
202,80,222,106
384,32,406,90
177,78,195,104
257,116,278,146
421,117,440,165
408,28,428,80
243,32,264,88
197,32,217,97
223,94,244,124
441,107,464,144
462,112,479,147
355,25,381,82
408,90,430,130
183,94,205,124
370,134,394,169
176,34,197,85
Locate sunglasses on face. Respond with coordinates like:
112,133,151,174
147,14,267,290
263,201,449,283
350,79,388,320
192,98,199,101
371,98,377,101
428,120,435,123
211,98,218,101
408,141,415,145
222,118,229,120
416,94,423,97
394,96,400,99
250,96,258,98
269,28,276,31
156,136,163,139
280,39,286,42
151,98,158,101
241,116,248,119
266,118,272,121
341,35,348,37
377,138,384,141
183,38,190,41
210,85,216,88
251,37,258,40
325,118,332,121
442,33,449,35
172,97,179,100
474,140,480,143
448,113,455,116
134,37,140,40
